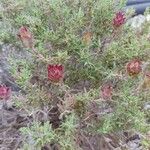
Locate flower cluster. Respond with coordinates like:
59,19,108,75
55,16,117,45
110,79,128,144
47,65,64,83
0,85,11,100
126,59,142,76
18,26,33,49
113,11,126,28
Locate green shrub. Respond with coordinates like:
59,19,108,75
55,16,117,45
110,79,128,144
0,0,150,149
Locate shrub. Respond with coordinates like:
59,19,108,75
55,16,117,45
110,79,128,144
0,0,150,149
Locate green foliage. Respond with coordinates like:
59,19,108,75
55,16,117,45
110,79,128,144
20,114,78,150
98,79,149,133
58,114,78,150
142,137,150,150
9,58,32,87
20,121,57,150
101,32,150,74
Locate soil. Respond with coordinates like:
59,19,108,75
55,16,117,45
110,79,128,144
0,107,30,150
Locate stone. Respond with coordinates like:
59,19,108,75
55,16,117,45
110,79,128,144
127,15,146,29
144,102,150,110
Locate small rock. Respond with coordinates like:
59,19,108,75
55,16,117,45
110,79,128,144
144,102,150,110
127,140,142,150
127,15,146,29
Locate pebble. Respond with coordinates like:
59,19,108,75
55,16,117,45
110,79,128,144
127,15,146,29
144,102,150,110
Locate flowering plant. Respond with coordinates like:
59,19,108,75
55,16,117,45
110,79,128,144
0,85,11,100
47,65,64,83
113,11,126,28
126,59,142,76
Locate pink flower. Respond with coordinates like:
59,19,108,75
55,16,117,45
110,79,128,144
0,85,11,100
18,26,33,48
47,65,64,83
113,11,126,28
126,59,142,76
101,84,113,100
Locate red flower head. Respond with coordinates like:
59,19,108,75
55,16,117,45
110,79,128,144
126,59,142,76
18,26,33,48
113,11,126,28
101,84,113,100
47,64,64,83
0,85,11,100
